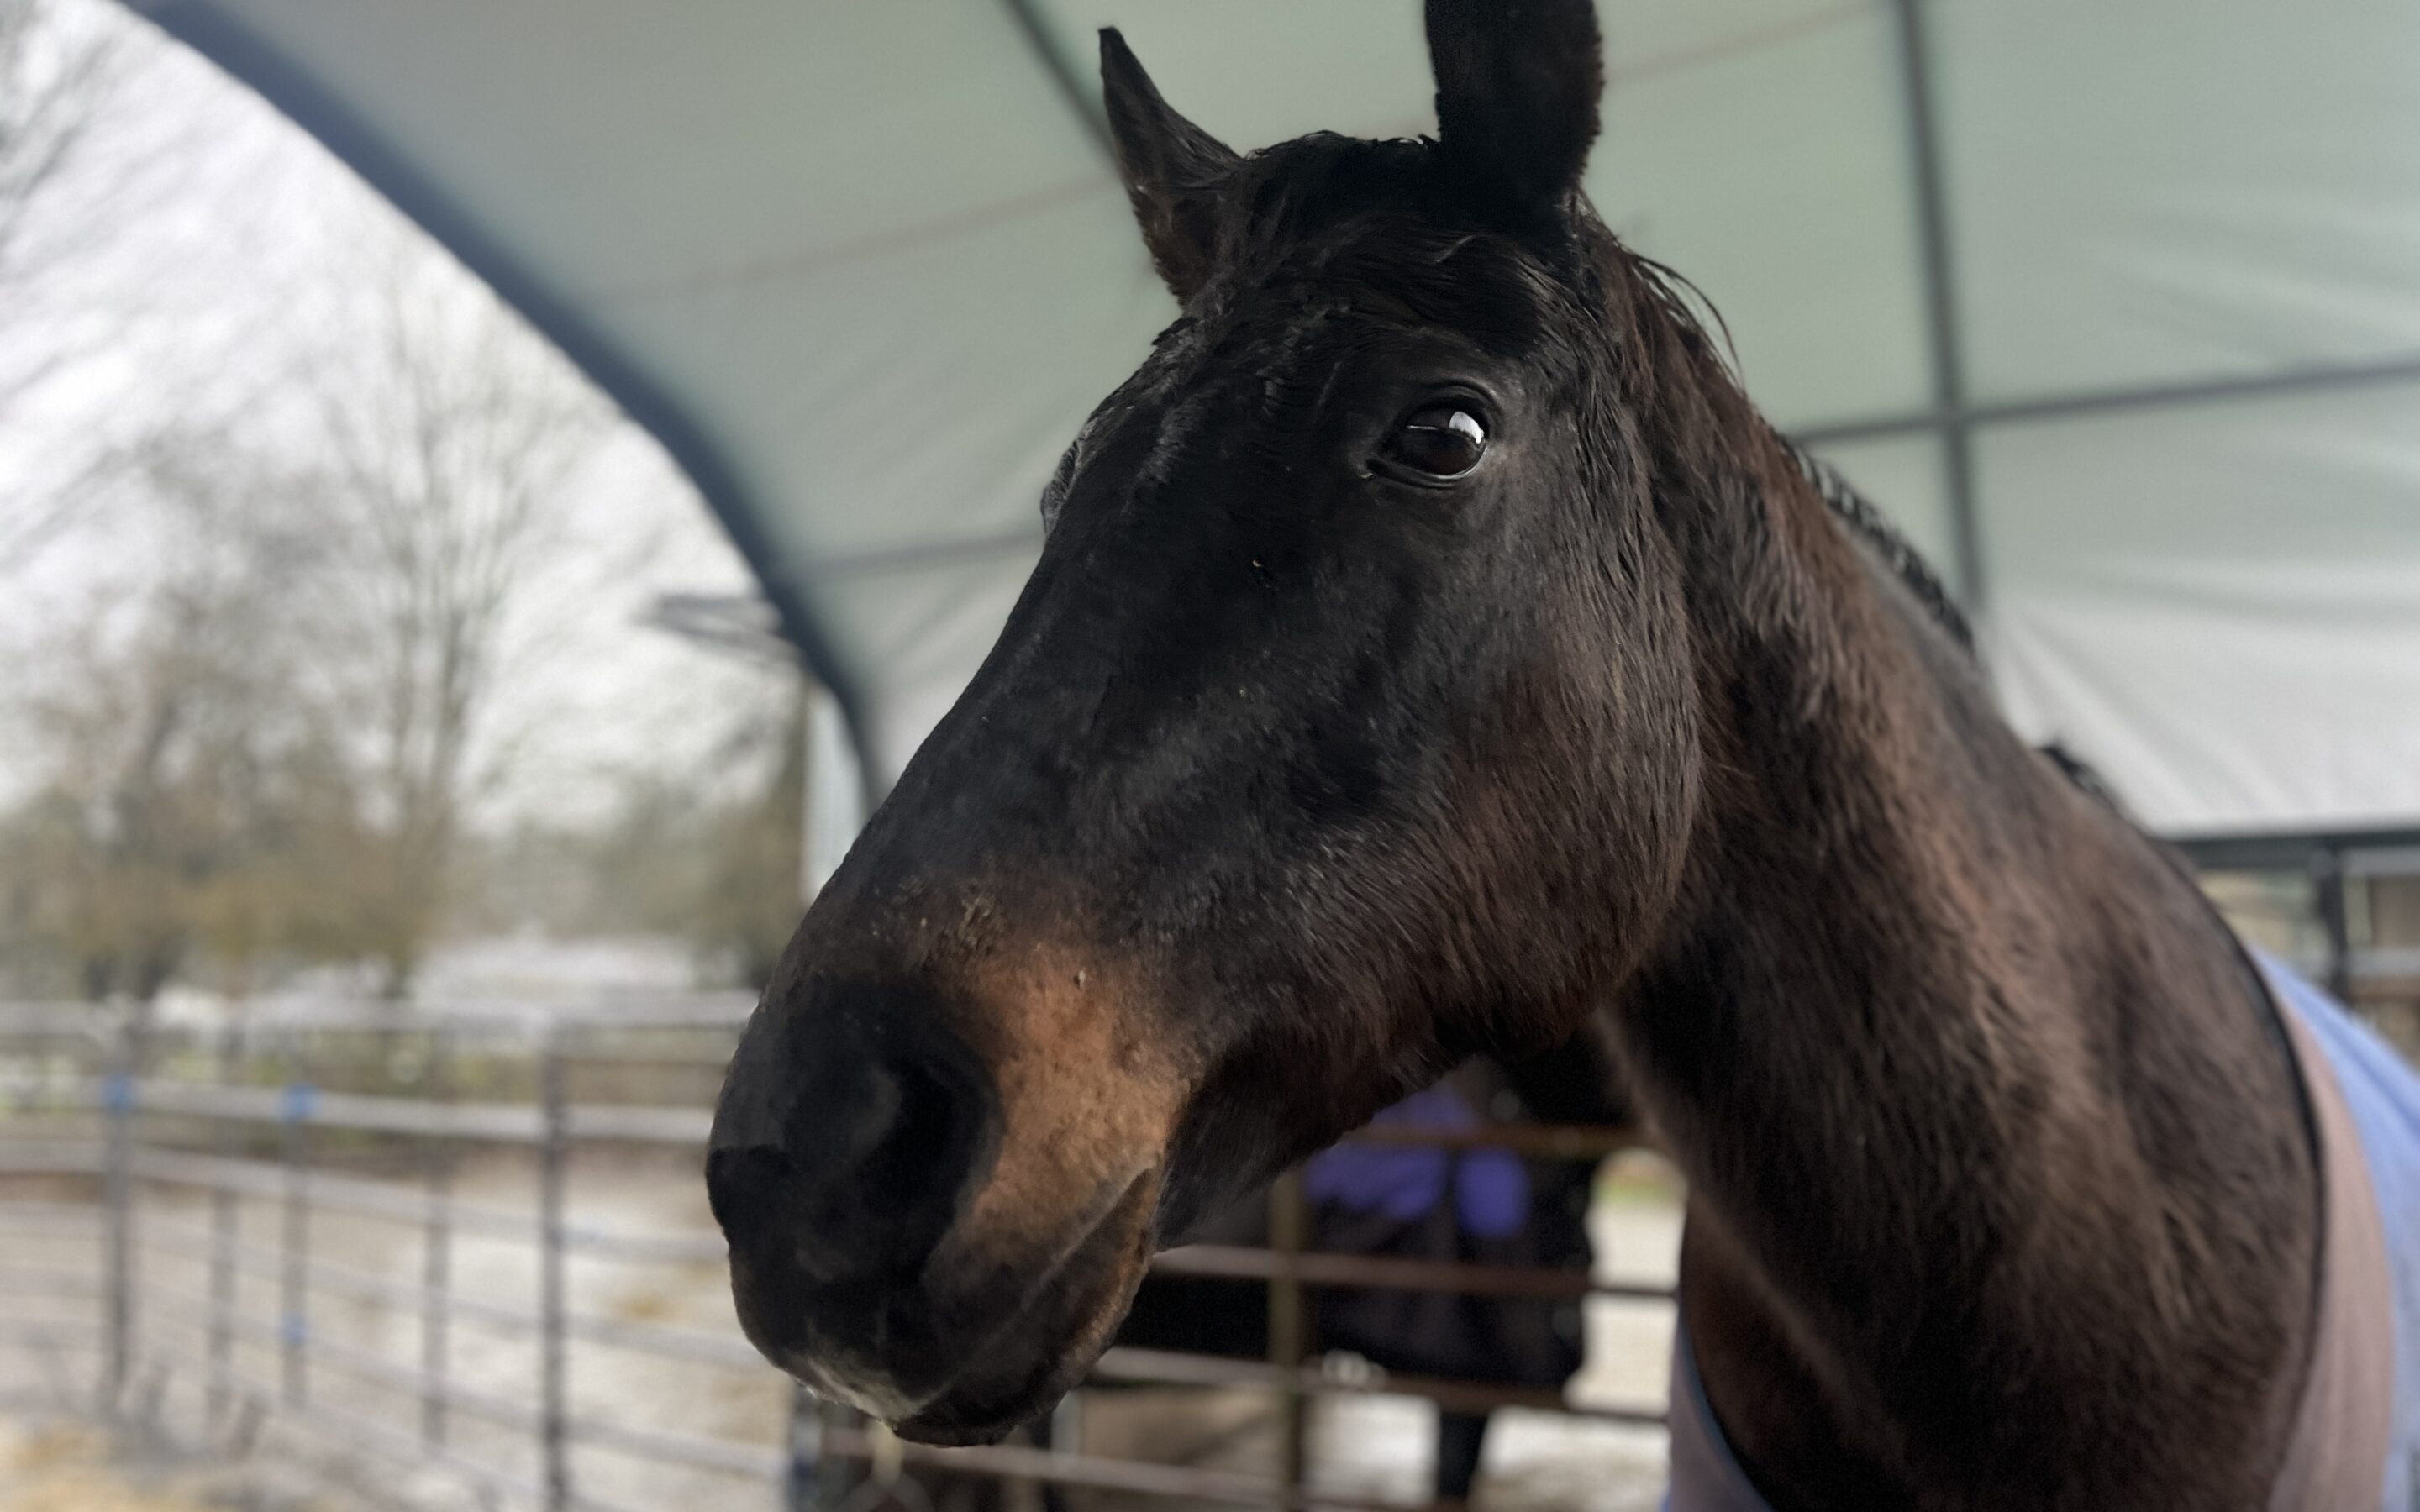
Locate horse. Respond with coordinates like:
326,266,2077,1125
1107,1047,1620,1505
707,3,2420,1506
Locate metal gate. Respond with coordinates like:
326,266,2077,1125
0,999,1672,1510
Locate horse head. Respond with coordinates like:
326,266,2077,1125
709,0,1706,1443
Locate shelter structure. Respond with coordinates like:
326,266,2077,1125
137,0,2420,849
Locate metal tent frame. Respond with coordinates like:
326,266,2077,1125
136,0,2420,843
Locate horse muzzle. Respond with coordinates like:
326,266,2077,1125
707,959,1186,1441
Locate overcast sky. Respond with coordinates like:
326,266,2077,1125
0,0,786,825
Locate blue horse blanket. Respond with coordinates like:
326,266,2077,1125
2264,953,2420,1511
1302,1083,1530,1237
1665,951,2420,1510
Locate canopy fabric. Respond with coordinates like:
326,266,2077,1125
137,0,2420,840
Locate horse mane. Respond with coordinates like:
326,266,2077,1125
1783,444,1975,654
1590,239,1975,657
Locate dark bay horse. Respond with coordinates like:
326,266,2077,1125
709,3,2417,1505
1112,1047,1618,1504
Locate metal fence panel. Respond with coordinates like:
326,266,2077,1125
0,1000,1673,1510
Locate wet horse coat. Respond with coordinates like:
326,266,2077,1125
1666,950,2419,1511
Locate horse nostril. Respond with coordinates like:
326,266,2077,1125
705,1143,801,1252
854,1055,963,1196
711,1011,998,1286
782,1050,989,1278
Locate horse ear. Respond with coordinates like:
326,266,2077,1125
1424,0,1603,221
1100,28,1239,302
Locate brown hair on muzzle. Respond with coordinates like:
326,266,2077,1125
707,945,1191,1435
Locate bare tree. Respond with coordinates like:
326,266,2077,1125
694,684,810,990
0,0,121,372
0,6,756,1006
305,234,610,996
1,429,372,1001
2,247,621,1004
0,0,169,571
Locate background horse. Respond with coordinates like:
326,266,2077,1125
710,2,2418,1505
1112,1042,1625,1504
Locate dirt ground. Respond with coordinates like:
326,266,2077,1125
0,1420,232,1512
2,1149,1683,1510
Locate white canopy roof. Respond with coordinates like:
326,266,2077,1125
138,0,2420,841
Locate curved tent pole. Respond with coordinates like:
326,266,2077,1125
998,0,1115,162
1886,0,1986,616
134,0,887,815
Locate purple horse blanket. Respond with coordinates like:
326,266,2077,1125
1665,949,2420,1510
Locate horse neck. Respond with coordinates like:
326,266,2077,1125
1607,381,2317,1500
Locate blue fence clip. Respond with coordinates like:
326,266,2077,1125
281,1083,318,1123
102,1074,135,1115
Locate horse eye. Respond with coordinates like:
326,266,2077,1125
1384,406,1488,480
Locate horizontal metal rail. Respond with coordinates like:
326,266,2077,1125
532,1043,747,1068
130,1156,1669,1309
539,1383,1444,1512
138,1212,764,1368
1092,1347,1665,1428
133,1147,534,1237
131,1079,550,1142
818,1419,1423,1512
138,1214,540,1336
1157,1244,1671,1303
0,1266,106,1298
0,1140,105,1173
1791,349,2420,447
129,1149,739,1268
129,1213,1671,1407
0,1203,104,1236
1,1082,106,1110
0,1319,102,1339
555,1226,723,1264
563,1308,761,1369
101,1079,712,1146
1339,1121,1638,1159
568,1415,783,1478
563,1104,713,1142
117,1238,1667,1440
0,995,755,1037
78,1075,1619,1158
